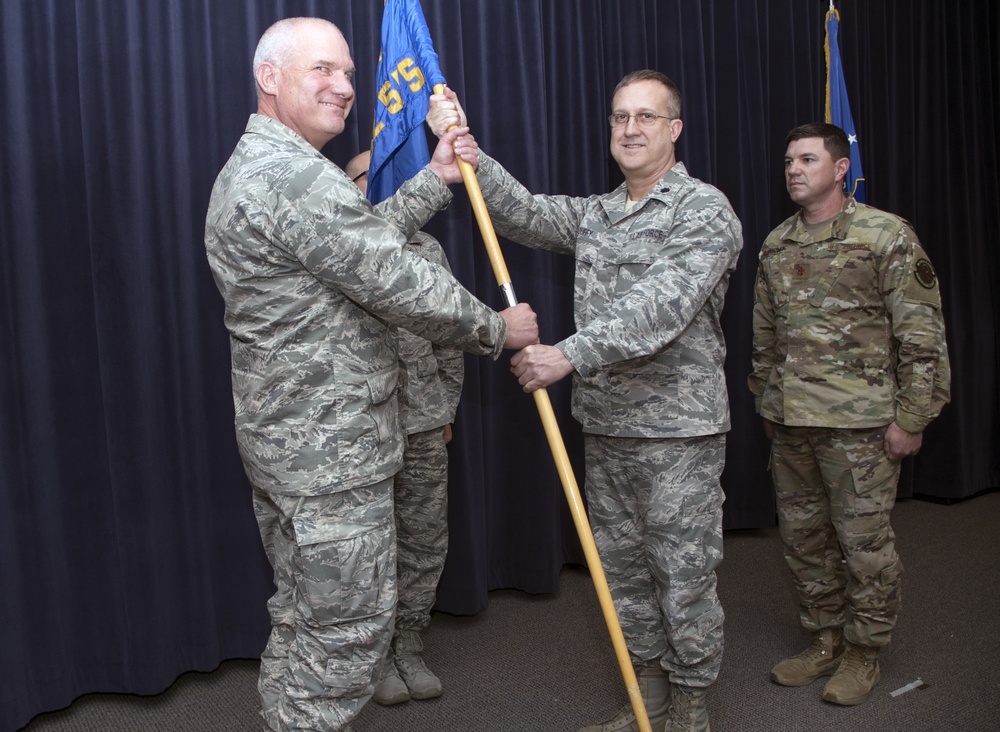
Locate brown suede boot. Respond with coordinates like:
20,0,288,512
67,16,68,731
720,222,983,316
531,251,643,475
770,628,846,686
578,667,671,732
822,642,881,705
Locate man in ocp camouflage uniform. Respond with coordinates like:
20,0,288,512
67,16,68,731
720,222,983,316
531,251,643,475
204,18,538,732
429,70,743,732
748,122,950,707
346,149,464,706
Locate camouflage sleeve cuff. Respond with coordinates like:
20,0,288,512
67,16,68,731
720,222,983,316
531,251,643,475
477,153,500,184
555,335,593,377
894,408,930,434
490,311,508,360
379,168,453,238
412,165,453,203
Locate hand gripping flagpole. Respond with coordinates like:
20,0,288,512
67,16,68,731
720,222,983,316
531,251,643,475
434,85,652,732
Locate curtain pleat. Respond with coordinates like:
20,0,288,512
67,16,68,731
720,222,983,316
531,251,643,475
2,2,997,728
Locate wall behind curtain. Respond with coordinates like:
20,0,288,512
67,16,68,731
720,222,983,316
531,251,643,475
1,1,997,728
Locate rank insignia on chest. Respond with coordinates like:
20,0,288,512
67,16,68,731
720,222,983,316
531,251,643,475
793,263,808,278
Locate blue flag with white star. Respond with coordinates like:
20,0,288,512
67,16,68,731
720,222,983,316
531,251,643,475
825,6,866,203
367,0,447,204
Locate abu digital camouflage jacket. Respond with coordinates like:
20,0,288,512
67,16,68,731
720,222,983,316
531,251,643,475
476,155,743,439
205,114,505,496
396,231,464,435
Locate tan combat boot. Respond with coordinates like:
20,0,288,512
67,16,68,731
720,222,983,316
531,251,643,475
394,630,443,700
664,685,710,732
578,667,671,732
822,642,881,705
770,628,845,686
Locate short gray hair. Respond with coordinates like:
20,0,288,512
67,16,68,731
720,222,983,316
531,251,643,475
252,17,340,88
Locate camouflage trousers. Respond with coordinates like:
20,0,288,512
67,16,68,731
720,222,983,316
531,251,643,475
393,426,450,635
770,425,903,647
253,479,397,731
585,434,726,688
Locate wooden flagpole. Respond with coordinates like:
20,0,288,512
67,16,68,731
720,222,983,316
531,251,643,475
434,85,652,732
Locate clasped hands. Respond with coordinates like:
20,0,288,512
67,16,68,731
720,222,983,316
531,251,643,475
426,86,477,185
427,88,572,392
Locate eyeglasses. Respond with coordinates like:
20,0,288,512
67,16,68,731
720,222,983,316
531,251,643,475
608,112,677,128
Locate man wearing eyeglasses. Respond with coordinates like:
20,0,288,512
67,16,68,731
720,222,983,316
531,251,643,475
429,70,742,732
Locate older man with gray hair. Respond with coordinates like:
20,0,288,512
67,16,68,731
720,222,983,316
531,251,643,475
205,17,537,731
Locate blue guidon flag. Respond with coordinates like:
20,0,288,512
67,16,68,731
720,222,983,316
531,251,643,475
825,5,865,203
367,0,447,204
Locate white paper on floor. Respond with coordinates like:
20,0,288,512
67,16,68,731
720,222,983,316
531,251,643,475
890,678,929,697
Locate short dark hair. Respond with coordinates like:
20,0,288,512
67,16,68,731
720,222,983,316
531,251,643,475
613,70,682,119
786,123,850,161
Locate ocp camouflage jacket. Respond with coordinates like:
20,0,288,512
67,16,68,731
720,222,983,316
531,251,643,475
749,196,951,432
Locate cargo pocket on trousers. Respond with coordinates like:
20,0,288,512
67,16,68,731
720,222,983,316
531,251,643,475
293,519,391,627
847,439,897,513
323,656,373,696
675,489,725,578
843,447,900,554
879,556,903,589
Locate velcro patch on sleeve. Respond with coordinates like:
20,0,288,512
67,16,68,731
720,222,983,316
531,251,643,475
903,257,942,307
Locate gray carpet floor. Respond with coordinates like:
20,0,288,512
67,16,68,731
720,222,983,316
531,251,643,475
22,491,1000,731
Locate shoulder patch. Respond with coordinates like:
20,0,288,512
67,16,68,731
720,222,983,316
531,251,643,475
914,258,936,289
903,257,942,308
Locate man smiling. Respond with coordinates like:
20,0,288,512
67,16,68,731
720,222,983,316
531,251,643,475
428,70,743,732
608,77,682,195
204,17,538,732
252,18,356,148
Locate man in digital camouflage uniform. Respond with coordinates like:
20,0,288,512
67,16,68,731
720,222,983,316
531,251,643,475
345,149,463,706
429,70,743,732
204,18,537,732
748,122,951,706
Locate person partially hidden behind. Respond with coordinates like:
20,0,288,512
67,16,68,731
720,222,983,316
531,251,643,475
748,122,951,706
345,149,463,706
204,17,537,732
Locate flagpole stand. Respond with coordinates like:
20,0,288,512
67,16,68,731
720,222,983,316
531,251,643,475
438,85,652,732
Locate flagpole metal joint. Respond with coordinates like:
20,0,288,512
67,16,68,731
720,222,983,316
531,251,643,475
499,282,517,309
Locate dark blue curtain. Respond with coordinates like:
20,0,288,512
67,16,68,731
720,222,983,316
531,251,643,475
2,2,998,729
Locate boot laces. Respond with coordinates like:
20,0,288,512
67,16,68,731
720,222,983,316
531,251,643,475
672,687,703,719
799,634,836,663
396,651,431,677
377,658,399,682
839,645,874,674
604,703,638,729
